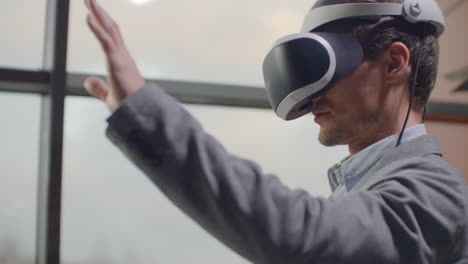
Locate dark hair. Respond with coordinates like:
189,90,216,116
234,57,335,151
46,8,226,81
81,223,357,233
320,0,440,109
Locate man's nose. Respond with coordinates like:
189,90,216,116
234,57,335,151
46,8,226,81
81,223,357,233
311,95,324,107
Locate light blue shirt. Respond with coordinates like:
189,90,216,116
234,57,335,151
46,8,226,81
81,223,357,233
328,124,427,196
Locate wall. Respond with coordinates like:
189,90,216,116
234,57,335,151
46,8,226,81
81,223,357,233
426,121,468,182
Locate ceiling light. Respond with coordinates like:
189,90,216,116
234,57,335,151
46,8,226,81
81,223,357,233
129,0,155,6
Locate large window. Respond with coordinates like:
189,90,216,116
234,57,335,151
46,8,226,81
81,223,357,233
0,93,40,264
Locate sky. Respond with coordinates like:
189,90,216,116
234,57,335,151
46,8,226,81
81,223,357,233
0,0,353,263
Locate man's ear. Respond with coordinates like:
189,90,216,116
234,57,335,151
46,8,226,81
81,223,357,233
384,42,412,85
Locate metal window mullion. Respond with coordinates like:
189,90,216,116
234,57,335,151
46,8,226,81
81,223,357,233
36,0,70,264
0,68,49,94
66,73,271,108
65,73,468,123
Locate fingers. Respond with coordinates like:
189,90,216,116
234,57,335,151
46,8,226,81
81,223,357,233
84,76,110,101
86,13,114,52
84,0,91,9
85,0,124,52
84,0,145,111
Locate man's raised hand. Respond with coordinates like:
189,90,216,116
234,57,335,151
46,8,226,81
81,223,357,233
84,0,145,112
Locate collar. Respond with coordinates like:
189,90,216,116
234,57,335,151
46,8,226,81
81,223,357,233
327,124,427,195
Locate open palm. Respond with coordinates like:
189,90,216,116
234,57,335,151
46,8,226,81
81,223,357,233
84,0,145,112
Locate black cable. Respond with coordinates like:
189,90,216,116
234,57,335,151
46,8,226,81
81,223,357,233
422,104,427,123
395,32,425,147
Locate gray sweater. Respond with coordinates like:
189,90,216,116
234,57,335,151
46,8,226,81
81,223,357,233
106,83,468,263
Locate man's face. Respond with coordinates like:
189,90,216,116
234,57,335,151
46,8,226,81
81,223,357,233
311,58,385,150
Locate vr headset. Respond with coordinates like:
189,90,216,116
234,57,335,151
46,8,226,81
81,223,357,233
263,0,445,120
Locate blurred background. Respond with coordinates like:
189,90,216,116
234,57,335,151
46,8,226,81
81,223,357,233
0,0,467,263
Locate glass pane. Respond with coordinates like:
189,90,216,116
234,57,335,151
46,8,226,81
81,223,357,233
0,93,40,264
68,0,313,86
0,1,46,70
62,96,347,263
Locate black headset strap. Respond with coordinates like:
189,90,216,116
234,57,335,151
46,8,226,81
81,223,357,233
422,104,427,123
395,26,426,147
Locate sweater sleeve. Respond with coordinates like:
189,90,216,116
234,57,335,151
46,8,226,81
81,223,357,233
105,82,465,264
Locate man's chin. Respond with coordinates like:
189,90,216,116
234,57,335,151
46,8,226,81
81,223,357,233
318,137,339,147
318,127,347,146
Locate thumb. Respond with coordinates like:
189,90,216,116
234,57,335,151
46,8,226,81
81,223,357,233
84,76,110,101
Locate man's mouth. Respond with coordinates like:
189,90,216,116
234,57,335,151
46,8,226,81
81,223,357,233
313,111,331,124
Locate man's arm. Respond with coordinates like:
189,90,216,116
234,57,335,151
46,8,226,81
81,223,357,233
105,81,465,264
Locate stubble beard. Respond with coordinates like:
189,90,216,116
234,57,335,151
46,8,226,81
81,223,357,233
317,112,380,147
318,125,350,146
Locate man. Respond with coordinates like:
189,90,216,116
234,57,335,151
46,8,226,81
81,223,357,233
83,0,467,262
